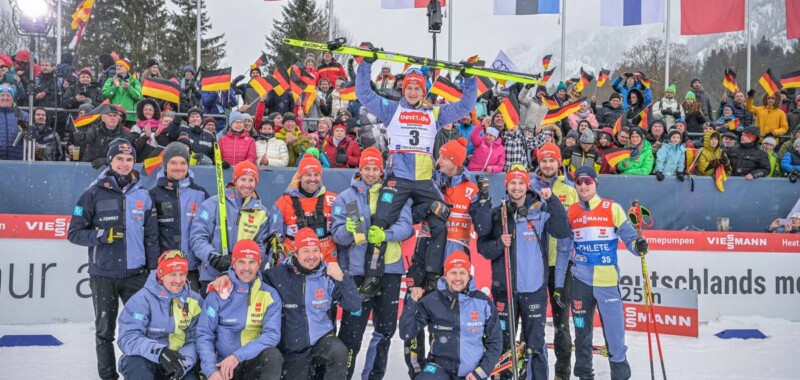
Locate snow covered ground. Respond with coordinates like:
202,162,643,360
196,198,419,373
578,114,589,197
0,315,797,379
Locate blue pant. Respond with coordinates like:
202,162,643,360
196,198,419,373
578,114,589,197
493,287,549,380
119,355,199,380
570,276,631,380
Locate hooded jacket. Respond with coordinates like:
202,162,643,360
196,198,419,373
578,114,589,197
322,133,362,168
595,130,619,175
625,88,646,126
275,127,310,167
655,140,686,175
747,95,790,137
617,139,654,175
611,76,652,110
467,126,505,173
697,130,728,176
118,272,203,373
518,86,549,130
255,134,289,167
652,96,684,129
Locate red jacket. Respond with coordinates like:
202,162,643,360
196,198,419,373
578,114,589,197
322,134,362,168
219,130,256,165
317,60,347,86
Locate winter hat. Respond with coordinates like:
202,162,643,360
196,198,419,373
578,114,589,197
183,65,195,75
115,58,131,72
557,81,568,92
684,91,696,100
794,138,800,147
282,112,297,124
228,111,246,126
242,113,254,122
444,250,471,274
359,147,384,171
232,239,261,264
14,50,31,63
0,84,15,97
0,53,12,68
574,165,598,180
186,106,203,119
674,118,686,127
78,103,94,114
297,154,323,177
580,129,595,144
232,161,259,184
439,138,468,167
402,70,427,93
162,141,190,166
566,129,580,142
332,120,347,132
381,62,391,70
203,117,216,128
305,147,321,159
295,228,321,253
305,54,316,66
146,59,159,68
667,129,682,140
689,77,701,86
610,92,623,101
268,112,281,122
762,137,777,147
742,125,761,140
485,126,500,138
78,67,94,78
505,164,531,187
107,137,136,163
722,131,738,141
665,84,676,94
156,250,188,280
537,142,561,161
598,127,614,140
629,127,646,139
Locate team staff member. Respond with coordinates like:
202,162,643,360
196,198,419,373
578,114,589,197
189,161,270,294
197,240,284,380
331,147,415,380
149,142,209,292
477,164,571,380
68,138,160,380
117,250,203,380
399,251,503,380
530,142,579,380
554,166,648,380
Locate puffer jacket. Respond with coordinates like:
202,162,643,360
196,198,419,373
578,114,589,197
62,82,105,110
747,96,790,137
696,130,728,176
72,123,134,164
0,107,28,160
728,141,770,178
321,134,361,168
617,140,654,175
467,127,505,173
218,130,256,165
255,135,289,167
275,128,310,167
655,141,686,175
780,149,800,174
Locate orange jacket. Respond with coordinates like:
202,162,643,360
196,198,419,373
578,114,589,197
271,188,338,263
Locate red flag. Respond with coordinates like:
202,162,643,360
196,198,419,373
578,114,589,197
681,0,744,35
788,0,800,39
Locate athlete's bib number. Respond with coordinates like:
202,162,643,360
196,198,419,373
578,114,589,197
573,242,617,266
409,130,419,146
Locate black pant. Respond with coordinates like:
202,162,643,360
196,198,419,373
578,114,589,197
403,283,439,379
493,288,549,380
234,347,283,380
118,355,200,380
90,271,147,380
187,270,200,294
373,176,447,276
200,280,210,299
282,335,349,380
547,265,573,378
339,274,402,380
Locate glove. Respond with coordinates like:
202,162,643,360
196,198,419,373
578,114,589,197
663,108,672,116
103,225,126,244
719,156,730,166
91,157,108,169
524,83,533,89
367,225,386,245
459,61,474,78
232,74,245,84
345,218,358,233
789,171,799,184
17,118,28,130
553,287,566,309
336,152,348,165
192,152,204,162
221,160,230,169
158,348,186,377
360,42,378,64
428,201,451,222
747,89,756,98
655,172,665,182
475,175,490,201
676,172,685,182
635,237,649,256
710,159,720,168
209,254,232,272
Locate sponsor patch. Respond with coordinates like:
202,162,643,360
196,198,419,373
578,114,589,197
381,193,393,203
423,364,437,373
574,316,585,328
73,206,84,216
574,300,583,310
206,306,217,318
333,206,342,215
132,312,145,321
199,210,210,220
351,308,362,317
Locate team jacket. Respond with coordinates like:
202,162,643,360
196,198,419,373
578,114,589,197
149,170,209,270
477,192,570,294
117,272,203,374
270,187,338,263
196,269,282,378
356,61,477,181
555,195,639,289
68,170,160,278
399,278,502,379
189,188,270,282
530,171,579,267
264,258,360,361
330,174,414,276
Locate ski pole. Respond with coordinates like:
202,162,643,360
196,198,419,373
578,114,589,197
500,200,520,380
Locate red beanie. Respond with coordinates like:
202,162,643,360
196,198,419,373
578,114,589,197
402,72,427,93
439,138,468,167
157,250,189,280
505,164,531,187
295,227,321,252
297,154,322,177
444,250,471,274
537,142,561,161
232,239,261,263
232,161,259,184
359,147,384,171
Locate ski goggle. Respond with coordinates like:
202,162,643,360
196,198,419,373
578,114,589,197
404,68,424,76
159,250,187,261
574,176,595,186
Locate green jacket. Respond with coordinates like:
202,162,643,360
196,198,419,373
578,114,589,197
102,75,142,122
767,151,780,177
617,140,654,175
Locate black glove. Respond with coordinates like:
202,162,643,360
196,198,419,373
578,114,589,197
158,348,186,377
209,254,232,272
428,201,450,222
17,118,28,130
747,89,756,98
91,157,108,169
475,175,490,201
635,237,649,256
232,74,245,84
524,83,533,89
663,108,672,116
102,225,126,244
789,171,799,184
720,156,730,166
192,153,204,162
221,160,230,169
336,152,348,165
676,172,685,182
655,172,665,182
710,158,720,168
459,61,474,78
360,42,378,64
553,287,566,309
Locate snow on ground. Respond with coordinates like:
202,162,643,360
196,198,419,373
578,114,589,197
0,316,797,379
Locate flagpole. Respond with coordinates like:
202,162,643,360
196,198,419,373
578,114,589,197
196,0,202,70
664,0,671,89
745,0,751,90
447,0,453,61
560,0,566,82
56,0,62,64
328,0,334,40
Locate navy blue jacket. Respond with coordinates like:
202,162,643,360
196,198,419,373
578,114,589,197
0,106,28,160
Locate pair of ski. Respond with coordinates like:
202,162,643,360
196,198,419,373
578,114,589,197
491,342,608,377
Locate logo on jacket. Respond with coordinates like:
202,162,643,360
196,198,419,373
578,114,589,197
573,300,583,310
190,203,198,213
496,302,505,312
248,214,255,223
399,111,432,125
599,228,607,235
255,302,262,313
315,289,325,300
470,311,479,321
575,231,581,237
558,194,567,203
135,200,144,210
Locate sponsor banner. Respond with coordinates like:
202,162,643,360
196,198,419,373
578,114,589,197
0,214,71,240
635,230,800,252
616,287,699,337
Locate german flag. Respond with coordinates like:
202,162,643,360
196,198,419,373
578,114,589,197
636,105,651,128
540,94,559,110
604,148,631,168
289,65,316,100
611,115,624,136
142,150,164,176
758,68,781,96
685,148,701,173
253,52,268,68
339,81,357,101
635,71,651,88
72,99,108,128
402,63,412,73
249,76,277,98
780,69,800,90
574,67,594,93
497,95,520,128
301,91,317,114
477,76,493,97
539,68,555,85
725,118,741,131
713,164,727,192
200,68,232,91
466,55,484,67
430,75,462,102
542,54,552,70
142,78,180,104
271,66,290,96
542,100,582,125
722,68,739,93
597,69,611,88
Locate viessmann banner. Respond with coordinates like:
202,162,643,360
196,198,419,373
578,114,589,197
1,214,799,329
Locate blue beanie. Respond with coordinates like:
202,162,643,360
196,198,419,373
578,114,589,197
0,84,15,97
107,137,136,163
574,165,598,180
183,65,195,75
228,111,246,126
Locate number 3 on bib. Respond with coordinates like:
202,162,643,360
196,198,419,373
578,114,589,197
409,130,420,146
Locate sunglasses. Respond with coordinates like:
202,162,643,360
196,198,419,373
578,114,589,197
160,250,187,261
575,176,595,186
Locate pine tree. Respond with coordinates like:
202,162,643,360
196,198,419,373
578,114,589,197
264,0,326,69
163,0,227,77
